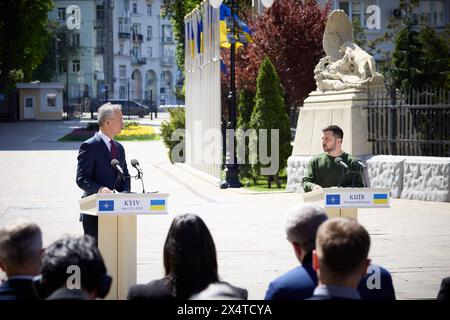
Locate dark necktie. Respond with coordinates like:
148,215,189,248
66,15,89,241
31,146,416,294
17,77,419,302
110,139,118,159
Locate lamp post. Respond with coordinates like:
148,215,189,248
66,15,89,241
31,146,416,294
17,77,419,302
221,0,242,189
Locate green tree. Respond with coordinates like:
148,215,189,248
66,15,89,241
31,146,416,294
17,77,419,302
160,107,186,163
249,57,291,187
0,0,54,89
236,89,255,180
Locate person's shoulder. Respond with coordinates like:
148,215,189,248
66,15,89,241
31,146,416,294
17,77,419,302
127,278,173,300
266,265,316,300
80,133,100,147
310,153,327,163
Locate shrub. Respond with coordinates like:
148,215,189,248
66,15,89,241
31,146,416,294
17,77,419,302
161,107,185,163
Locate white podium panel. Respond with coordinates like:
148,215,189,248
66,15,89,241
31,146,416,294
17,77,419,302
301,188,390,220
79,192,169,300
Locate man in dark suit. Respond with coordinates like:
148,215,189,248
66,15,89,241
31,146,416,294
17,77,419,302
310,217,371,300
264,204,395,300
76,103,130,240
0,219,43,300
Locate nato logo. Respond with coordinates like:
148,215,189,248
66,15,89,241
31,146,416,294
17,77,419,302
326,194,341,205
99,200,114,212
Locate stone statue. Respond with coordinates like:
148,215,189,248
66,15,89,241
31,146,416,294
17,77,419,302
314,10,384,91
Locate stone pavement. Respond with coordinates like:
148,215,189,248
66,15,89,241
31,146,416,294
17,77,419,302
0,119,449,299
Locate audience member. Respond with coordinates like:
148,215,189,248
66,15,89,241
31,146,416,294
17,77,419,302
437,277,450,300
0,219,43,300
128,214,247,300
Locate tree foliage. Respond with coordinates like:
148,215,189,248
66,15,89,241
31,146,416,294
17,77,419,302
249,57,291,185
0,0,54,89
224,0,330,110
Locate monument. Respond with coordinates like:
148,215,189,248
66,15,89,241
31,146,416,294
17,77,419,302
287,10,385,192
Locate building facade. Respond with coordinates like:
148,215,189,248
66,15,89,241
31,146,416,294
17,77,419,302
316,0,449,60
50,0,180,107
112,0,179,107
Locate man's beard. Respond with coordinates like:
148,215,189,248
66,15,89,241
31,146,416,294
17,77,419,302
323,144,335,152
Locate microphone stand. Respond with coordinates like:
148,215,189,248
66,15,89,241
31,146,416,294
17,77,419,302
135,171,145,193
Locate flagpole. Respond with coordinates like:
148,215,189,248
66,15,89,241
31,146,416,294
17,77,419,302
222,0,242,189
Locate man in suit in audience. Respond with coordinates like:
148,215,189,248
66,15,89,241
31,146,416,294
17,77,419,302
0,219,43,300
310,217,371,300
76,103,130,241
264,204,395,300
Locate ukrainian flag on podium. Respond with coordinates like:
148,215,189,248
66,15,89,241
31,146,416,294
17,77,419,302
373,193,388,205
150,199,167,211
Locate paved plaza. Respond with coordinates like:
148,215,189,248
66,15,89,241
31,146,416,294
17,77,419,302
0,119,449,299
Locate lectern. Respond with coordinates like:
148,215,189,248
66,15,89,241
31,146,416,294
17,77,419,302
79,192,169,300
301,187,390,219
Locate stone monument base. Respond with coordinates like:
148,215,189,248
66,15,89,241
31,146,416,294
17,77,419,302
291,88,382,157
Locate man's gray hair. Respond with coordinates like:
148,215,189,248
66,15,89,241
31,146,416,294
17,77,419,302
97,103,122,126
0,219,43,269
285,203,328,253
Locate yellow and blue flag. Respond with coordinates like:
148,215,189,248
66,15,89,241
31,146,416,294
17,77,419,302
220,4,253,50
197,16,204,54
150,199,166,211
373,193,388,205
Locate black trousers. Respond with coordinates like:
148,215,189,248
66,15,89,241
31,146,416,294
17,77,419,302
81,214,98,243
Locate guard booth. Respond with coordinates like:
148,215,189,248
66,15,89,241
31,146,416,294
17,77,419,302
16,82,64,120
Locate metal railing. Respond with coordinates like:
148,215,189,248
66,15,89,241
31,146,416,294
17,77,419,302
364,88,450,157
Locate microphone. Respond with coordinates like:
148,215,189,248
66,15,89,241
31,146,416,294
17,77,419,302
131,159,143,177
354,160,367,170
111,159,124,176
334,157,349,170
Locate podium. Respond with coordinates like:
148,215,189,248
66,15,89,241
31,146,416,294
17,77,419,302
301,188,390,219
79,192,169,300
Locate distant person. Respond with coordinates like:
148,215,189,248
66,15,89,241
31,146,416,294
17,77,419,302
76,103,130,240
36,235,111,300
264,204,395,300
0,219,43,300
437,277,450,300
302,125,364,192
310,217,371,300
128,214,247,300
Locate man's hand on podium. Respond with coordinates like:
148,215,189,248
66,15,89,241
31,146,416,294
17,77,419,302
99,187,113,194
313,184,323,191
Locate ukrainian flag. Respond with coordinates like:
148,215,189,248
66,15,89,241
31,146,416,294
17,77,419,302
188,20,195,58
197,17,204,54
220,4,232,49
373,193,388,205
150,199,166,211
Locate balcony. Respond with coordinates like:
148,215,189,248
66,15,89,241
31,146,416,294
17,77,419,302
118,31,130,39
132,33,144,42
161,37,174,44
131,57,147,65
161,57,175,66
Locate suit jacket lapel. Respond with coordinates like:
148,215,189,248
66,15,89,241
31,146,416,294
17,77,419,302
94,133,112,161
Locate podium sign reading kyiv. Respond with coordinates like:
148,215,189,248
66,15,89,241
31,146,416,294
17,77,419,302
324,188,390,208
96,197,168,214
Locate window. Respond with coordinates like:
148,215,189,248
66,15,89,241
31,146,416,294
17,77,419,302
338,0,379,28
72,33,80,47
72,60,80,72
147,3,152,15
96,6,105,21
147,47,152,58
119,65,126,78
132,46,139,58
147,26,152,40
25,97,33,108
119,86,126,99
421,0,446,27
119,44,124,55
58,8,66,21
59,61,67,73
132,23,140,35
132,3,137,14
46,94,56,108
162,25,173,43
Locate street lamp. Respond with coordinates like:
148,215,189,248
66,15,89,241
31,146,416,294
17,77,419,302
221,0,242,189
